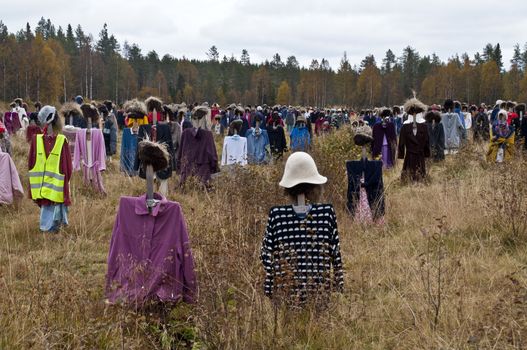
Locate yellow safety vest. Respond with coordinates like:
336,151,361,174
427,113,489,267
29,134,66,203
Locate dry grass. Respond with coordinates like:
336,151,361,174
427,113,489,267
1,129,527,349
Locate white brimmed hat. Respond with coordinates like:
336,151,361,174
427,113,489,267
279,152,327,188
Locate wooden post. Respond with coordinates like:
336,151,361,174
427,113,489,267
152,108,157,142
87,117,92,181
146,164,155,213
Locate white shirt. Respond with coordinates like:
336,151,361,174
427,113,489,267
221,135,247,166
12,107,28,131
464,112,472,129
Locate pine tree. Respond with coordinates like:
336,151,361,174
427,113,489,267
493,43,503,71
207,46,219,61
511,44,523,71
240,49,250,65
381,49,396,74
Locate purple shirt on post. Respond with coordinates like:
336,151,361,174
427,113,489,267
106,193,197,305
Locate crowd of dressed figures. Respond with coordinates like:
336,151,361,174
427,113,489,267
0,94,525,307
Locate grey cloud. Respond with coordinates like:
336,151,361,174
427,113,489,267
2,0,527,68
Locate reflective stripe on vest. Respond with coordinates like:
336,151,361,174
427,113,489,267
29,134,66,203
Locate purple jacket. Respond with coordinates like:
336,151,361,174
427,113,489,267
106,194,197,305
176,127,218,185
0,152,24,204
73,128,107,193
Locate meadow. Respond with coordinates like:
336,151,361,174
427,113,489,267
1,125,526,349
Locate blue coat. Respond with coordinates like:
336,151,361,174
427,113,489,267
290,126,311,152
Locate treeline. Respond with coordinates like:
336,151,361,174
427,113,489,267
2,18,527,108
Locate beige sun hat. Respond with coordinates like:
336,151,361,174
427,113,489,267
279,152,328,188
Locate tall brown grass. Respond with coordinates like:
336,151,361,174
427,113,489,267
1,128,526,349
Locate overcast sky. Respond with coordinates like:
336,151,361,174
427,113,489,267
2,0,526,69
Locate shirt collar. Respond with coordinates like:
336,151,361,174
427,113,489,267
135,193,168,216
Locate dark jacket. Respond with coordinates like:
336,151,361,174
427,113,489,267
176,127,218,185
267,124,287,156
398,123,430,182
103,118,117,156
134,124,174,180
473,112,490,141
346,159,385,220
427,122,445,161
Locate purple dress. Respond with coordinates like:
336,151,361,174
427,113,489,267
381,135,393,168
106,193,197,305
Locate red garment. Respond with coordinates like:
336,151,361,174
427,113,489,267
266,116,284,127
211,107,220,122
0,120,5,133
26,124,43,143
28,133,73,206
507,112,518,126
147,111,164,123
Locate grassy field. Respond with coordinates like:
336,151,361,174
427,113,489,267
1,126,526,349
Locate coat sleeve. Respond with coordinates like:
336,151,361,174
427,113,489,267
221,138,228,166
176,130,185,173
175,205,197,304
398,128,406,159
73,131,82,171
60,139,73,206
110,124,117,155
281,128,287,150
423,126,431,158
242,138,248,166
329,206,344,292
97,130,107,171
208,132,219,174
261,210,275,297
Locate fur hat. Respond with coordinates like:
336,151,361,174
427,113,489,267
103,100,114,111
425,110,441,123
497,109,508,120
80,103,100,124
353,125,373,146
138,140,169,172
404,97,427,115
443,99,455,111
163,104,176,120
296,115,307,123
192,105,210,120
60,102,82,119
38,105,57,125
506,101,516,110
145,96,163,113
380,109,392,118
14,98,23,107
124,99,147,119
514,103,526,115
97,104,109,117
230,119,243,134
227,103,237,110
236,105,245,114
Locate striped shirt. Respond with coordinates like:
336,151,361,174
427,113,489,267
261,204,344,302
